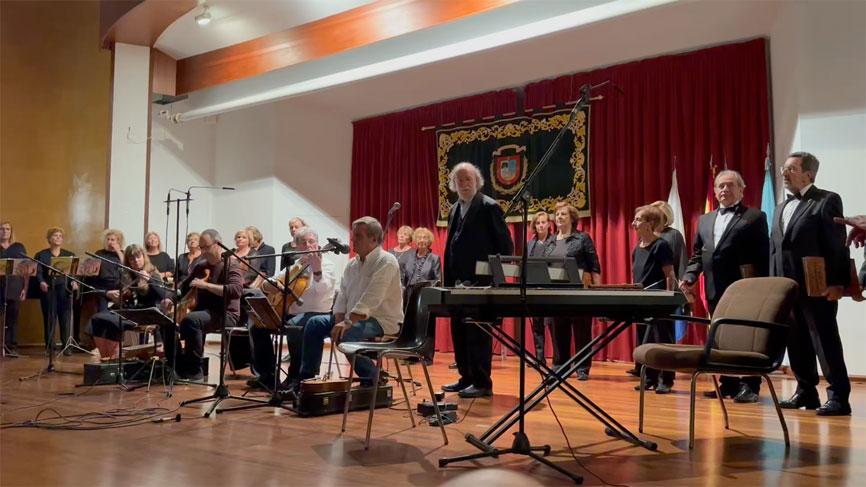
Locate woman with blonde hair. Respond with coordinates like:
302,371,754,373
144,231,174,280
85,244,170,359
34,227,78,352
649,201,688,280
89,229,126,313
281,217,308,270
400,226,441,363
176,232,204,284
1,221,27,352
235,228,259,285
246,225,276,278
390,225,414,269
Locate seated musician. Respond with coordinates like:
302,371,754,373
296,217,403,392
247,227,336,391
85,244,171,359
89,229,126,312
171,229,244,381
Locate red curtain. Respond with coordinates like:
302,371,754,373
351,39,771,362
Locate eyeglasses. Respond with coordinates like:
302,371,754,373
779,165,800,174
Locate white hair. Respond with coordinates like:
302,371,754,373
293,226,318,245
715,169,746,189
448,162,484,192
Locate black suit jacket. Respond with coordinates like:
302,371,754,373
770,185,849,292
444,193,514,286
683,205,769,303
258,243,276,277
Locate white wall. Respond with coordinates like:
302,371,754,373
770,0,866,374
148,97,353,272
108,43,150,243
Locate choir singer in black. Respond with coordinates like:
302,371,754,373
681,170,769,403
442,162,513,398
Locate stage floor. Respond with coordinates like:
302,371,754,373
1,346,863,486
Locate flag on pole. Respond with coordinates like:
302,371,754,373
760,144,775,234
667,163,688,342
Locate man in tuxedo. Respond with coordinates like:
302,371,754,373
442,162,513,398
681,170,769,403
772,152,850,416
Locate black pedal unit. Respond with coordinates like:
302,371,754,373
416,400,458,417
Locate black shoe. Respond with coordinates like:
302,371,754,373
246,378,272,391
779,392,821,410
577,371,589,381
706,385,738,399
281,353,291,362
424,359,434,366
703,390,719,399
278,377,299,392
635,383,656,391
181,370,204,382
448,362,458,370
458,385,493,398
278,388,298,402
815,399,851,416
655,383,673,394
442,380,470,392
625,368,641,377
360,375,389,388
732,384,759,403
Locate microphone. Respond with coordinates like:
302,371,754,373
326,238,351,254
152,414,182,423
388,202,401,214
613,83,625,95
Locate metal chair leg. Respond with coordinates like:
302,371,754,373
637,365,646,433
393,358,416,428
689,372,699,449
405,361,418,396
365,356,383,450
341,354,356,433
421,361,448,445
763,374,790,447
711,374,730,429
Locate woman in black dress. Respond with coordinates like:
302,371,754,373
631,205,677,393
176,232,204,284
145,231,174,281
34,227,78,352
543,202,601,379
88,229,126,313
86,244,170,359
234,228,259,285
1,221,27,351
527,212,553,365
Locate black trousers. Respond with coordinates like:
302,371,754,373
643,321,675,387
530,317,549,365
787,297,850,402
39,286,70,349
451,317,493,390
176,310,236,374
551,316,592,373
88,311,135,342
4,298,20,346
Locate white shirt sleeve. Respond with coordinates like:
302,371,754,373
350,258,399,318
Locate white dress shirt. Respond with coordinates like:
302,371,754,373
333,246,404,335
272,256,337,315
712,203,737,247
781,183,812,234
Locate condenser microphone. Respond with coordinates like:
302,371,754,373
326,238,351,255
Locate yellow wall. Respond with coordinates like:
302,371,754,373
1,1,111,345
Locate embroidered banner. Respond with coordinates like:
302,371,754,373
436,107,590,226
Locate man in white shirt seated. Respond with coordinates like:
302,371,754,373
247,227,337,392
297,216,403,390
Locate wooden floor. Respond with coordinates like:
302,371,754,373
1,346,863,487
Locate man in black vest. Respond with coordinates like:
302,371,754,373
681,170,769,403
772,152,850,416
442,162,513,398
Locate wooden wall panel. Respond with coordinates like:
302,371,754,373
1,1,112,345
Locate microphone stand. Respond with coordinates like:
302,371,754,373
179,244,273,417
217,246,341,414
440,82,606,484
19,257,94,381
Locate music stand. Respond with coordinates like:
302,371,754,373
1,258,35,358
111,307,175,392
216,295,293,413
56,258,100,357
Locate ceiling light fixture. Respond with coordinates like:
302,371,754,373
195,4,211,26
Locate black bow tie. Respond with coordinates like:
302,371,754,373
719,205,739,215
787,192,802,201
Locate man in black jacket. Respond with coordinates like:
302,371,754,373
681,170,769,403
772,152,850,416
442,162,513,398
